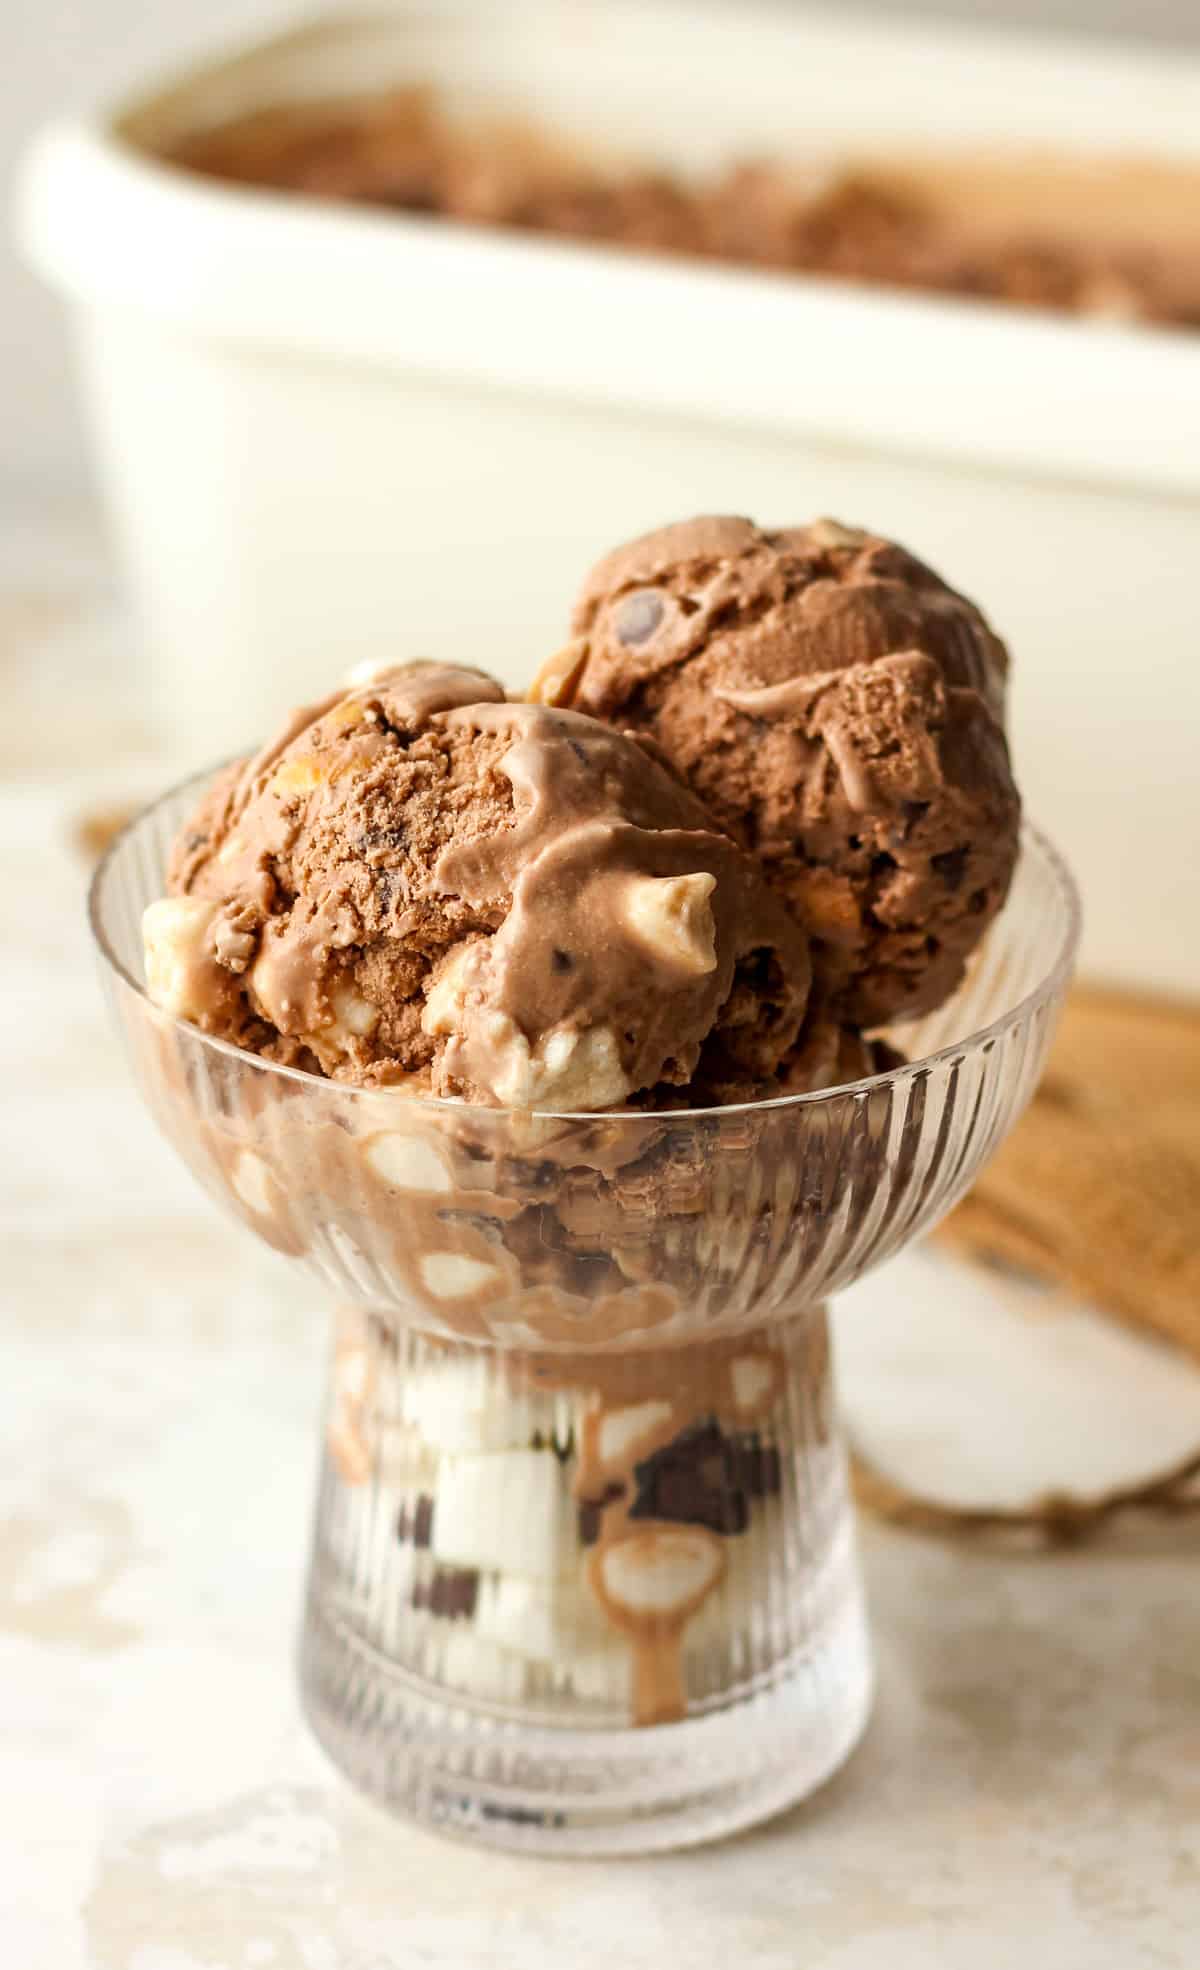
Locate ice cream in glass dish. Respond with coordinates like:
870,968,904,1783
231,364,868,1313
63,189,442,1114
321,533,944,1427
91,516,1078,1852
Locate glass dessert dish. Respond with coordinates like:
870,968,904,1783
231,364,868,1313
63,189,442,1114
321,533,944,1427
91,773,1079,1854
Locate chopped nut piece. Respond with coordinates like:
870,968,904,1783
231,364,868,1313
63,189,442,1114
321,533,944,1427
807,516,868,550
212,916,257,971
527,639,589,708
270,756,328,797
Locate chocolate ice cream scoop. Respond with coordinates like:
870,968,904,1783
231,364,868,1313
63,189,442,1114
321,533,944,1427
144,660,811,1109
547,516,1020,1024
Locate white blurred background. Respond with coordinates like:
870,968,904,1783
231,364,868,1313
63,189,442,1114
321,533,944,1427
4,0,1200,503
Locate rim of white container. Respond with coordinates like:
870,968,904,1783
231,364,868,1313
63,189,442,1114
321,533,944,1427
14,3,1200,498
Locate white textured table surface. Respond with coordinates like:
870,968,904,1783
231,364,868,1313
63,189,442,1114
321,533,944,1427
4,508,1199,1970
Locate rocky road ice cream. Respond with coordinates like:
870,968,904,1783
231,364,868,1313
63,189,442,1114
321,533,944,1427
145,658,811,1108
171,93,1200,334
548,516,1020,1024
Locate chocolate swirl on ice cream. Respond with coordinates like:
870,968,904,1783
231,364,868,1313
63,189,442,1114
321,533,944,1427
143,660,811,1110
550,516,1019,1024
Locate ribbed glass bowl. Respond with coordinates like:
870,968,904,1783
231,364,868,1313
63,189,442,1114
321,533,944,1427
91,774,1079,1854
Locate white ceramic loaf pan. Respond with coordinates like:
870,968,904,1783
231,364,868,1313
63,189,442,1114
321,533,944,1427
16,2,1200,994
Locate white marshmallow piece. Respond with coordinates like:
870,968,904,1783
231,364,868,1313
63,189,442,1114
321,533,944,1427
730,1354,781,1419
487,1018,630,1112
431,1450,577,1579
596,1526,725,1620
363,1130,452,1194
418,1252,503,1303
401,1355,572,1453
472,1574,633,1702
596,1400,674,1466
329,984,379,1040
230,1149,276,1219
622,872,717,975
433,1627,530,1704
142,896,219,1019
473,1572,616,1661
421,943,480,1038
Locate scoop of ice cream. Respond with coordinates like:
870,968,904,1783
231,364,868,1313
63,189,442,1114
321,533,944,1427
145,661,811,1109
547,516,1019,1024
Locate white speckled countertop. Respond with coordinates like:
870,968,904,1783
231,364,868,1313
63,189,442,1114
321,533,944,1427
4,504,1199,1970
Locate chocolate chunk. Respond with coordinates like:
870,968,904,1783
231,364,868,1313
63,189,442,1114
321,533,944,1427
732,1435,782,1499
530,1427,574,1464
361,826,408,854
412,1567,479,1619
614,588,665,647
397,1493,434,1548
629,1420,758,1536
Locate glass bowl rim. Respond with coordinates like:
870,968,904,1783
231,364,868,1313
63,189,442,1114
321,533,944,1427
89,763,1081,1124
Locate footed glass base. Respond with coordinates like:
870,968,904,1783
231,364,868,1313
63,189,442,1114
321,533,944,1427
300,1293,872,1858
299,1553,872,1854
